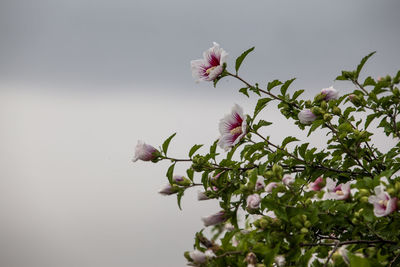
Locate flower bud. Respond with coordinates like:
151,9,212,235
323,113,332,122
282,174,295,186
202,211,226,227
158,184,178,195
173,175,191,186
304,220,312,228
309,177,325,191
348,94,361,106
245,252,257,265
197,191,210,201
298,109,317,124
320,100,327,109
360,196,369,203
387,188,396,195
265,182,278,193
272,164,283,177
189,250,207,264
300,227,308,234
305,100,312,108
395,182,400,192
320,86,339,101
358,189,369,196
246,194,261,210
255,176,266,191
311,107,324,116
332,106,341,115
132,140,159,162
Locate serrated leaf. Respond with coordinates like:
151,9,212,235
162,133,176,156
189,144,203,158
239,87,250,97
267,79,282,91
235,46,255,73
282,136,299,147
280,78,296,96
356,51,376,79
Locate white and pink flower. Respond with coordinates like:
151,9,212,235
309,177,324,191
189,250,207,264
132,140,158,162
368,185,398,217
321,86,339,101
218,104,247,151
324,178,351,200
298,109,317,124
246,194,261,209
202,211,226,227
255,176,266,191
191,42,228,82
265,182,278,193
282,174,295,186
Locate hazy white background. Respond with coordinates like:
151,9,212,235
0,0,399,266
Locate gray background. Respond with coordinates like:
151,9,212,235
0,0,399,266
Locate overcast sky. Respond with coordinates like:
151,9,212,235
0,1,399,266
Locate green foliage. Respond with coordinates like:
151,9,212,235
145,48,400,267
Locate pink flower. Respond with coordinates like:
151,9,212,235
309,177,324,191
218,104,247,151
368,185,398,217
282,174,295,186
191,42,228,82
132,140,158,162
246,194,261,209
265,182,278,193
202,211,226,227
298,109,317,124
324,178,351,200
255,176,265,191
321,86,339,101
158,184,176,195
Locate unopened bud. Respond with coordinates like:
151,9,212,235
311,107,323,116
395,182,400,192
348,94,361,105
332,106,341,115
304,221,312,228
351,218,358,224
272,164,283,176
320,101,327,109
245,252,257,265
360,196,369,203
387,188,396,195
305,100,312,108
323,113,332,121
300,227,309,234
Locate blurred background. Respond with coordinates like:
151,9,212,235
0,0,399,266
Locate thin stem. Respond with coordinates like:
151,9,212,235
226,72,299,108
324,241,340,267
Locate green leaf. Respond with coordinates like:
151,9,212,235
254,98,272,118
363,76,376,87
292,89,304,100
280,78,296,96
267,79,282,91
162,133,176,156
235,46,255,73
189,144,203,158
239,87,250,97
365,113,376,129
166,163,175,184
186,168,194,181
307,119,324,136
348,252,371,267
282,136,299,148
177,190,184,210
356,51,376,79
253,120,272,131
